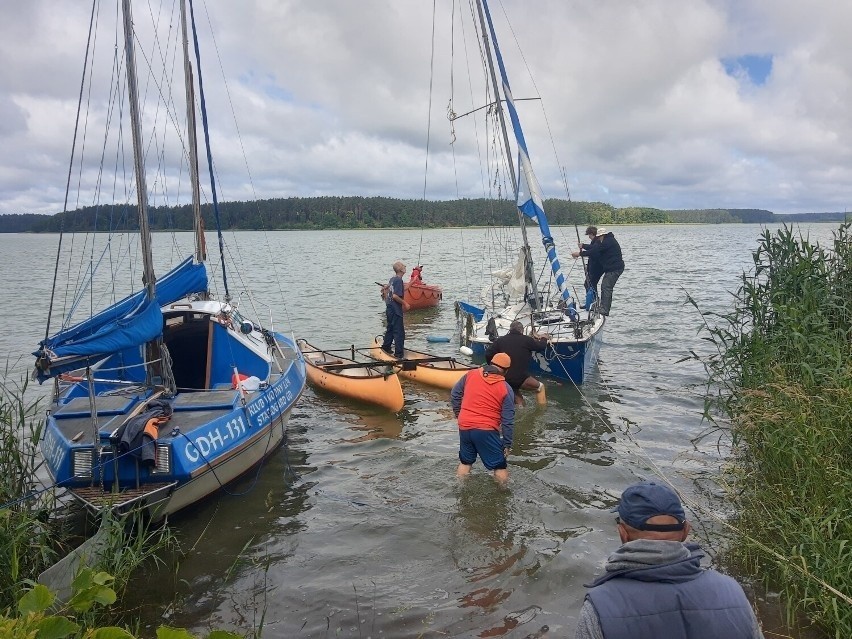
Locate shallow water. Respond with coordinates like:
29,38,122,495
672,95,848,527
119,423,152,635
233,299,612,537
0,223,837,638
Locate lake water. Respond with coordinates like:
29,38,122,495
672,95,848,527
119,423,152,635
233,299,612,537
0,223,838,638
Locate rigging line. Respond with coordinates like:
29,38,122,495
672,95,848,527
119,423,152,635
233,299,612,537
494,0,587,281
197,0,296,332
46,0,99,345
188,0,230,300
416,0,440,268
580,347,852,607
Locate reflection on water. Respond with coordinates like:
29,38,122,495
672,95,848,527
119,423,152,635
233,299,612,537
1,224,839,638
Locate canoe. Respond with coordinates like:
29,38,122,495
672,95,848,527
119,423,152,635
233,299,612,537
298,340,404,412
369,338,475,390
404,282,442,310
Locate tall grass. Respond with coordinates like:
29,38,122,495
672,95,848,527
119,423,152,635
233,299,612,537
696,224,852,637
0,375,177,622
0,374,57,610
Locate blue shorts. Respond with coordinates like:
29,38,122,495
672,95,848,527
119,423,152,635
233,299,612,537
459,428,507,471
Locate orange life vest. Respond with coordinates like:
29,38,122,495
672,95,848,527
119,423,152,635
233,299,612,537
458,368,509,432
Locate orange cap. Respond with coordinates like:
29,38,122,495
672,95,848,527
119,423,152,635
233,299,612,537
491,352,511,370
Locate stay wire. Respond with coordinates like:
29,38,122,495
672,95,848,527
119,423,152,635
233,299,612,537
550,334,852,608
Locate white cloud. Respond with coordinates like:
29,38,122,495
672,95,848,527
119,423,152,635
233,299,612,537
1,0,851,216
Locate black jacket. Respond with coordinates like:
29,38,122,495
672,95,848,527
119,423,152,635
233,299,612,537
485,332,547,388
581,233,624,273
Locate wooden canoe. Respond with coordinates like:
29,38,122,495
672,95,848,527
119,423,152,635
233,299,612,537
368,338,474,390
298,340,404,412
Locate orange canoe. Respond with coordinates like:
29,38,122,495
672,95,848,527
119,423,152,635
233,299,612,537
298,339,405,411
369,338,474,390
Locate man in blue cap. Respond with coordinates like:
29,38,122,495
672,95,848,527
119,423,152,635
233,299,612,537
575,481,764,639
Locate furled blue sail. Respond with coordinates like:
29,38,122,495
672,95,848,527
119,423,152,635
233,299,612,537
481,0,572,304
34,256,208,380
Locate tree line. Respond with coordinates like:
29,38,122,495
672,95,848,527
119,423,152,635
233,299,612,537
1,196,846,233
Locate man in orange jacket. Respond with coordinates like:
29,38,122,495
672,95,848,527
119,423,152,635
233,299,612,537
450,352,516,483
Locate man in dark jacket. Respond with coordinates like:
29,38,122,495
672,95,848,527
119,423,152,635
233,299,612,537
572,227,624,316
577,225,604,310
485,320,548,406
575,481,764,639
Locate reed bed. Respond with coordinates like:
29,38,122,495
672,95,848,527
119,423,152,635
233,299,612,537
0,375,176,623
697,223,851,637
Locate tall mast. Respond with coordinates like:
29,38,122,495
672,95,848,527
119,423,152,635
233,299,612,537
179,0,205,263
121,0,156,300
122,0,168,386
474,0,540,309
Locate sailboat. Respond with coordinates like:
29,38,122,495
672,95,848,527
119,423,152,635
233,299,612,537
32,0,306,520
454,0,604,385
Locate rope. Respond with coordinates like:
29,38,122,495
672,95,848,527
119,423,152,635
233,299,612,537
548,338,852,607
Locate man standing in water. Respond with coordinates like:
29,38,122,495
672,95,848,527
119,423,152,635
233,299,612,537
380,261,410,357
575,481,764,639
485,320,548,405
451,352,515,484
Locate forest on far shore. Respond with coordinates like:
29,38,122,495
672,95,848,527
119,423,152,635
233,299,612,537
0,196,847,233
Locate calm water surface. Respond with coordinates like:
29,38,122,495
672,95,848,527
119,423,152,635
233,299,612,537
0,223,838,638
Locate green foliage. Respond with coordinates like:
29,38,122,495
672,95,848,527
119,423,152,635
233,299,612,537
0,375,57,610
1,572,242,639
9,196,843,232
696,223,852,638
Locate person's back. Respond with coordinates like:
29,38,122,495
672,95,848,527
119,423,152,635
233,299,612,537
576,481,763,639
596,233,624,272
486,330,546,388
581,540,762,639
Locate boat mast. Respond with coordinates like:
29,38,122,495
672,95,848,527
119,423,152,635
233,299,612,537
474,0,541,310
122,0,167,385
179,0,206,265
122,0,156,301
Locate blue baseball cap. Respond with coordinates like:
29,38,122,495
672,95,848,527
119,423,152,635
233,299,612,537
615,481,686,532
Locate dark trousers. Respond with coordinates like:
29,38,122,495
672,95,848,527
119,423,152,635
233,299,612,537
381,309,405,357
599,267,623,316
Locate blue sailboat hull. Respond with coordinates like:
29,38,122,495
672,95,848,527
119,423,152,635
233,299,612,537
469,330,601,385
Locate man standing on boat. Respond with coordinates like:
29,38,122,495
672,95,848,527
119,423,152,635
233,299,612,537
451,352,515,484
485,321,548,406
575,481,764,639
578,226,604,310
380,261,410,358
572,227,624,316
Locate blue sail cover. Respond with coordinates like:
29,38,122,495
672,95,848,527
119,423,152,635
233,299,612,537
481,0,572,304
34,256,208,380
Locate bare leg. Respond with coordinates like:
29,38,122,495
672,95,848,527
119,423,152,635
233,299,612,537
493,468,509,484
520,376,546,405
457,463,472,478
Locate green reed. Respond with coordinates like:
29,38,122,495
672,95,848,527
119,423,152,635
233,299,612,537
0,374,57,610
693,223,851,637
0,376,177,622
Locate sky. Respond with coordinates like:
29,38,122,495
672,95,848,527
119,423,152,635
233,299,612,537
1,0,851,217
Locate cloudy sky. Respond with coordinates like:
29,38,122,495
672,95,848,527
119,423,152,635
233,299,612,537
1,0,851,217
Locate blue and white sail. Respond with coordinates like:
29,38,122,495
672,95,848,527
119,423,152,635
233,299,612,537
481,0,571,305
